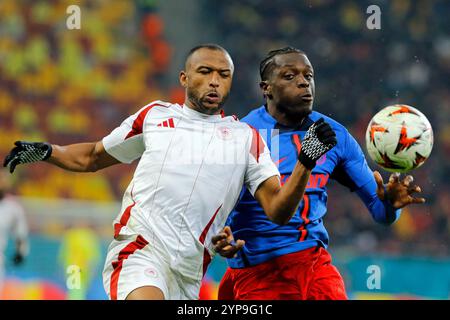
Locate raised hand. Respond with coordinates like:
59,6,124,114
298,118,337,169
374,171,425,209
211,226,245,259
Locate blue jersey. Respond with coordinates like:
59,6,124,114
226,106,401,268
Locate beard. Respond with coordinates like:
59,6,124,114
187,89,229,115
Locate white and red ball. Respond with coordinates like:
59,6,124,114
365,104,433,173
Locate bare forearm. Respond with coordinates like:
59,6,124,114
256,118,337,225
47,143,100,172
266,162,311,225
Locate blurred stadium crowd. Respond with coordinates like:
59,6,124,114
0,0,448,263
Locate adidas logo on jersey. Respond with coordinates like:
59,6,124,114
157,118,175,128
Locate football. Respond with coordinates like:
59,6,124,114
365,104,434,173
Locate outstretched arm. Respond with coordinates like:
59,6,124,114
49,141,120,172
3,140,120,173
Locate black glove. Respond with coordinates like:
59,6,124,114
12,253,24,266
3,141,53,173
298,118,337,170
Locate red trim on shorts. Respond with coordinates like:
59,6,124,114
199,204,223,276
298,195,310,241
110,235,149,300
125,103,166,139
247,124,265,163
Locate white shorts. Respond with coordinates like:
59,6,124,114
102,234,201,300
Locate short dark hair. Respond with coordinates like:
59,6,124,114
259,47,306,81
185,43,229,66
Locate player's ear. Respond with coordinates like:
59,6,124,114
259,80,272,99
179,71,187,88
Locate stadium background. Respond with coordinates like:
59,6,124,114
0,0,449,299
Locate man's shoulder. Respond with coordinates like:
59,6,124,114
225,118,254,133
241,106,268,127
141,100,180,113
131,100,181,123
309,111,349,136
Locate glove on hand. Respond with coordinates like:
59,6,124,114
3,141,52,173
298,118,337,170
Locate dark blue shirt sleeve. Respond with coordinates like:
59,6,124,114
355,180,401,225
334,128,401,225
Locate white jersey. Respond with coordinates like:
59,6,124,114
102,100,279,282
0,195,28,266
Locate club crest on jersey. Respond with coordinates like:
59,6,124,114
216,126,233,140
144,267,158,278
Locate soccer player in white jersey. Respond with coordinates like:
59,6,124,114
3,44,337,300
0,170,28,294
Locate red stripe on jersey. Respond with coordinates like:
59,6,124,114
199,204,222,277
157,118,175,128
125,103,166,139
247,124,265,163
292,134,302,155
113,202,135,238
298,195,310,242
114,188,136,238
199,204,223,244
110,235,149,300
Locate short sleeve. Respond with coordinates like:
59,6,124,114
102,104,154,163
244,126,280,196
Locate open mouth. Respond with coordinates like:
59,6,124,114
205,92,220,103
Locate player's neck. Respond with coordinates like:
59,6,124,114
184,99,221,116
266,103,306,128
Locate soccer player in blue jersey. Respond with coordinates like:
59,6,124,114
212,47,426,300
